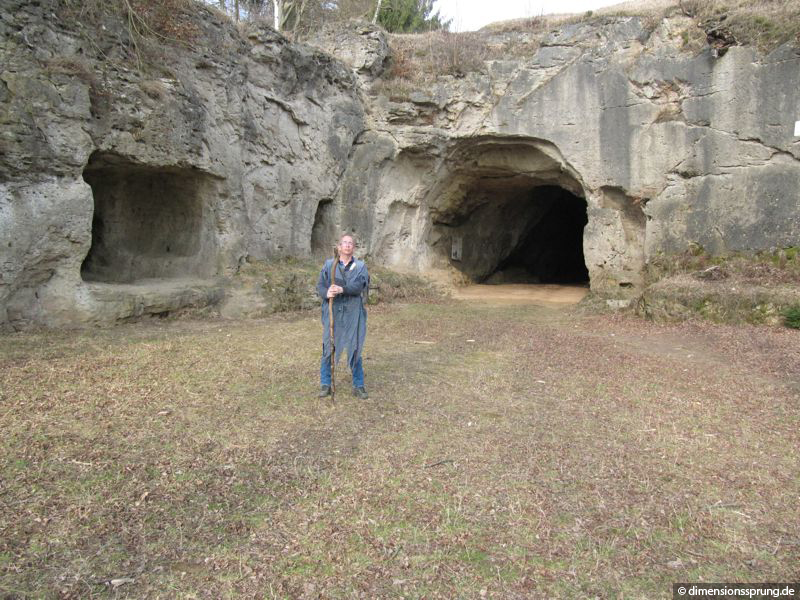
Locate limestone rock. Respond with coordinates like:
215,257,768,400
349,18,800,297
1,3,799,328
0,0,364,328
306,20,389,81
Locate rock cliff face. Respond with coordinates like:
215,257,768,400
1,2,798,328
323,18,800,295
0,1,364,327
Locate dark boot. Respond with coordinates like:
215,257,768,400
318,385,332,398
352,386,369,400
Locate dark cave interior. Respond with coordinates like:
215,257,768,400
490,186,589,284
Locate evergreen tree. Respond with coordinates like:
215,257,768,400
377,0,450,33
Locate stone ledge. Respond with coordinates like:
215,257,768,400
79,278,226,325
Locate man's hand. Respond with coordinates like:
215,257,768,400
326,285,343,299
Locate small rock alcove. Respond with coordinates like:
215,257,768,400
427,139,589,286
80,152,218,284
311,198,336,258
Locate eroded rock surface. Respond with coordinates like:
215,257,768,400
0,0,363,327
1,3,798,328
335,17,800,297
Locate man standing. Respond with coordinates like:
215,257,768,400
317,234,369,399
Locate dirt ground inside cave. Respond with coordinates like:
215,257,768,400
451,283,589,305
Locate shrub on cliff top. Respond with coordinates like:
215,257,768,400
377,30,499,93
375,0,451,33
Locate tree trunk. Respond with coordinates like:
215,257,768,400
372,0,382,24
273,0,282,30
234,0,239,21
291,0,308,35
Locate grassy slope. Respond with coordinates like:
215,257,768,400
641,251,800,326
377,0,800,93
1,301,798,597
489,0,800,52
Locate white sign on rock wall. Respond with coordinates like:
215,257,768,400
451,235,463,261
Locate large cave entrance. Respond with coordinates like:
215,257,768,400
427,139,589,287
490,186,588,284
80,152,218,284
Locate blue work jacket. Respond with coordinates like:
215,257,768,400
316,257,369,368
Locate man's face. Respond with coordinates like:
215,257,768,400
339,236,354,256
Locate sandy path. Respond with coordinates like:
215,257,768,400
451,283,589,305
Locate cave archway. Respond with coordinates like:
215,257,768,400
426,139,589,286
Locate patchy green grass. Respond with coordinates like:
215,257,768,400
1,301,798,597
783,304,800,329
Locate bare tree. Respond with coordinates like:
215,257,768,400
273,0,282,28
271,0,310,33
205,0,382,35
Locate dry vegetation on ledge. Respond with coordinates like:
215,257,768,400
1,301,798,597
639,248,800,327
231,257,444,314
376,0,800,92
490,0,800,52
56,0,207,73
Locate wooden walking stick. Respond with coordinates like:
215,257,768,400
328,245,339,401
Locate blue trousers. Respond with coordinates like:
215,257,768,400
320,353,364,388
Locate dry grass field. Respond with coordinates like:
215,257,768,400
1,299,798,597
